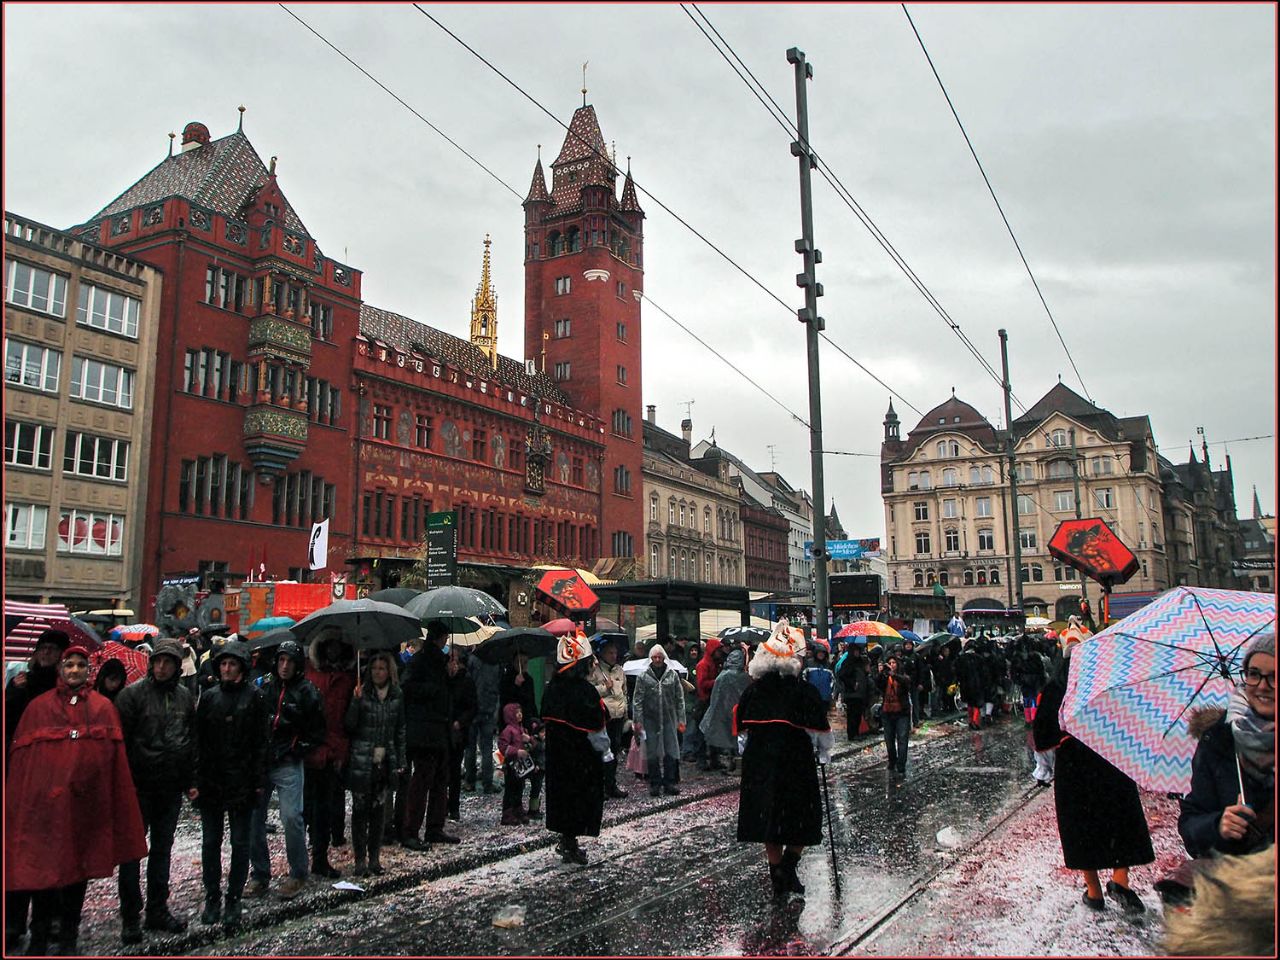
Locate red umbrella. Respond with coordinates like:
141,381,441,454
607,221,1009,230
89,641,151,685
536,569,600,618
542,618,578,636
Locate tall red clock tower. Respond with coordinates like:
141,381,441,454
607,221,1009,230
523,102,645,562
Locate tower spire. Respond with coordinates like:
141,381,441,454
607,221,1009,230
470,234,499,370
582,61,589,106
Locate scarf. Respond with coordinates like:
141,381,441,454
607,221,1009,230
1227,684,1275,788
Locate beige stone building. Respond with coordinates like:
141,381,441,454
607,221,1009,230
881,384,1171,620
642,411,745,585
4,211,161,609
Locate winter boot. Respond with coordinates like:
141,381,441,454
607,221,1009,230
352,835,369,877
145,906,188,934
368,841,384,876
779,849,805,895
768,861,787,897
121,915,144,946
527,797,543,820
222,898,243,933
500,807,522,826
200,893,221,926
518,806,530,825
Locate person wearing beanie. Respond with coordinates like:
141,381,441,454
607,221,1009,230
632,644,687,797
1178,628,1275,860
541,632,609,865
735,624,833,898
194,640,270,931
1034,630,1154,915
113,638,198,943
5,644,148,956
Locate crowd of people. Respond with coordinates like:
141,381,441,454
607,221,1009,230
3,613,1273,953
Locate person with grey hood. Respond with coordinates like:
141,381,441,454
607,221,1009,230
113,638,198,944
700,648,751,773
632,644,687,797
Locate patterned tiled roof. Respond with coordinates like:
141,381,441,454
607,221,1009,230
524,158,551,205
619,168,642,214
88,131,310,236
549,105,614,209
358,304,570,405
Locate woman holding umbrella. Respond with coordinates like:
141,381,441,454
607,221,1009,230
587,636,629,799
1178,629,1274,859
735,625,832,897
1034,631,1153,914
540,634,610,865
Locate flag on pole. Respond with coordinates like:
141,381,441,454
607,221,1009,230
308,519,329,571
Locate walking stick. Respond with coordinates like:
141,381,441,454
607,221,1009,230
818,752,842,897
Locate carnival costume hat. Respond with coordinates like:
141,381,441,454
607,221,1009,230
557,631,593,672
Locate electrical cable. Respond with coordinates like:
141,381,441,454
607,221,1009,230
684,2,1024,417
414,2,925,418
900,2,1093,405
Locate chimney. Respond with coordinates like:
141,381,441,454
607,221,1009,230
646,405,656,425
681,418,692,445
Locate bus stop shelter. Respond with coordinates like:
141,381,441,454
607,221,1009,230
593,579,751,645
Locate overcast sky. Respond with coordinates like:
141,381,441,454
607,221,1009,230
5,3,1275,543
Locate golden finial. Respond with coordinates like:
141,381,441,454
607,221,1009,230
471,234,498,370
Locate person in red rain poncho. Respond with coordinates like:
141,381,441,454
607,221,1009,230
5,644,148,956
693,636,727,770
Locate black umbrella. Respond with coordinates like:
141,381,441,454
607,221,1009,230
406,587,507,630
590,631,630,660
472,627,559,666
293,599,421,651
245,627,296,653
368,588,422,608
718,625,771,646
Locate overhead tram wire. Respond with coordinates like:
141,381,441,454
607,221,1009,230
413,3,924,419
277,4,814,433
900,3,1093,405
684,2,1026,416
278,4,520,202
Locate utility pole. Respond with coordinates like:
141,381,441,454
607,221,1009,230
788,46,829,644
1069,427,1090,616
999,330,1024,610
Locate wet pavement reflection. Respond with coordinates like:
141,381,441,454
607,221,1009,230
198,720,1047,956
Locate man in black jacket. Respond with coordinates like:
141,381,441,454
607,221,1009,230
401,620,458,848
836,644,872,741
114,639,198,944
4,629,70,952
194,640,270,932
247,640,324,900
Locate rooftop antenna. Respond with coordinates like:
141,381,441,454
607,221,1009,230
581,61,589,106
767,444,777,472
238,105,245,132
168,131,176,157
681,399,695,419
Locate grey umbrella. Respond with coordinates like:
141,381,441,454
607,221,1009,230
368,587,423,608
405,587,507,631
292,599,421,651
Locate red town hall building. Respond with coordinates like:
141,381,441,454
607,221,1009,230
70,103,645,607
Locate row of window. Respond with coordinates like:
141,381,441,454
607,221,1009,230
550,360,631,385
611,409,633,438
202,267,336,342
648,495,740,540
178,456,256,520
612,465,632,495
183,348,242,403
648,543,740,582
909,455,1118,490
5,340,135,409
906,486,1121,524
6,260,142,339
5,502,124,556
909,567,1003,589
272,471,336,529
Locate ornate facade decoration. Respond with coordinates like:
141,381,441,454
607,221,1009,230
470,235,499,370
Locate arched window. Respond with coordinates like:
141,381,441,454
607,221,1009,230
917,471,931,490
547,230,562,256
939,570,950,587
1050,429,1067,448
963,568,974,586
566,227,581,252
704,507,711,533
679,503,686,527
981,466,993,484
1047,459,1073,479
926,569,937,586
913,569,924,588
989,567,1001,585
936,440,949,459
650,542,660,575
649,494,659,521
669,547,677,573
943,468,958,487
668,499,676,524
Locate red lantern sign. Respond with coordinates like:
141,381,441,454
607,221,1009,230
1047,518,1139,588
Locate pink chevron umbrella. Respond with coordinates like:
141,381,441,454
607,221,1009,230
1060,586,1276,793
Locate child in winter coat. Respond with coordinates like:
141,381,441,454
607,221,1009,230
497,703,534,825
525,717,547,820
